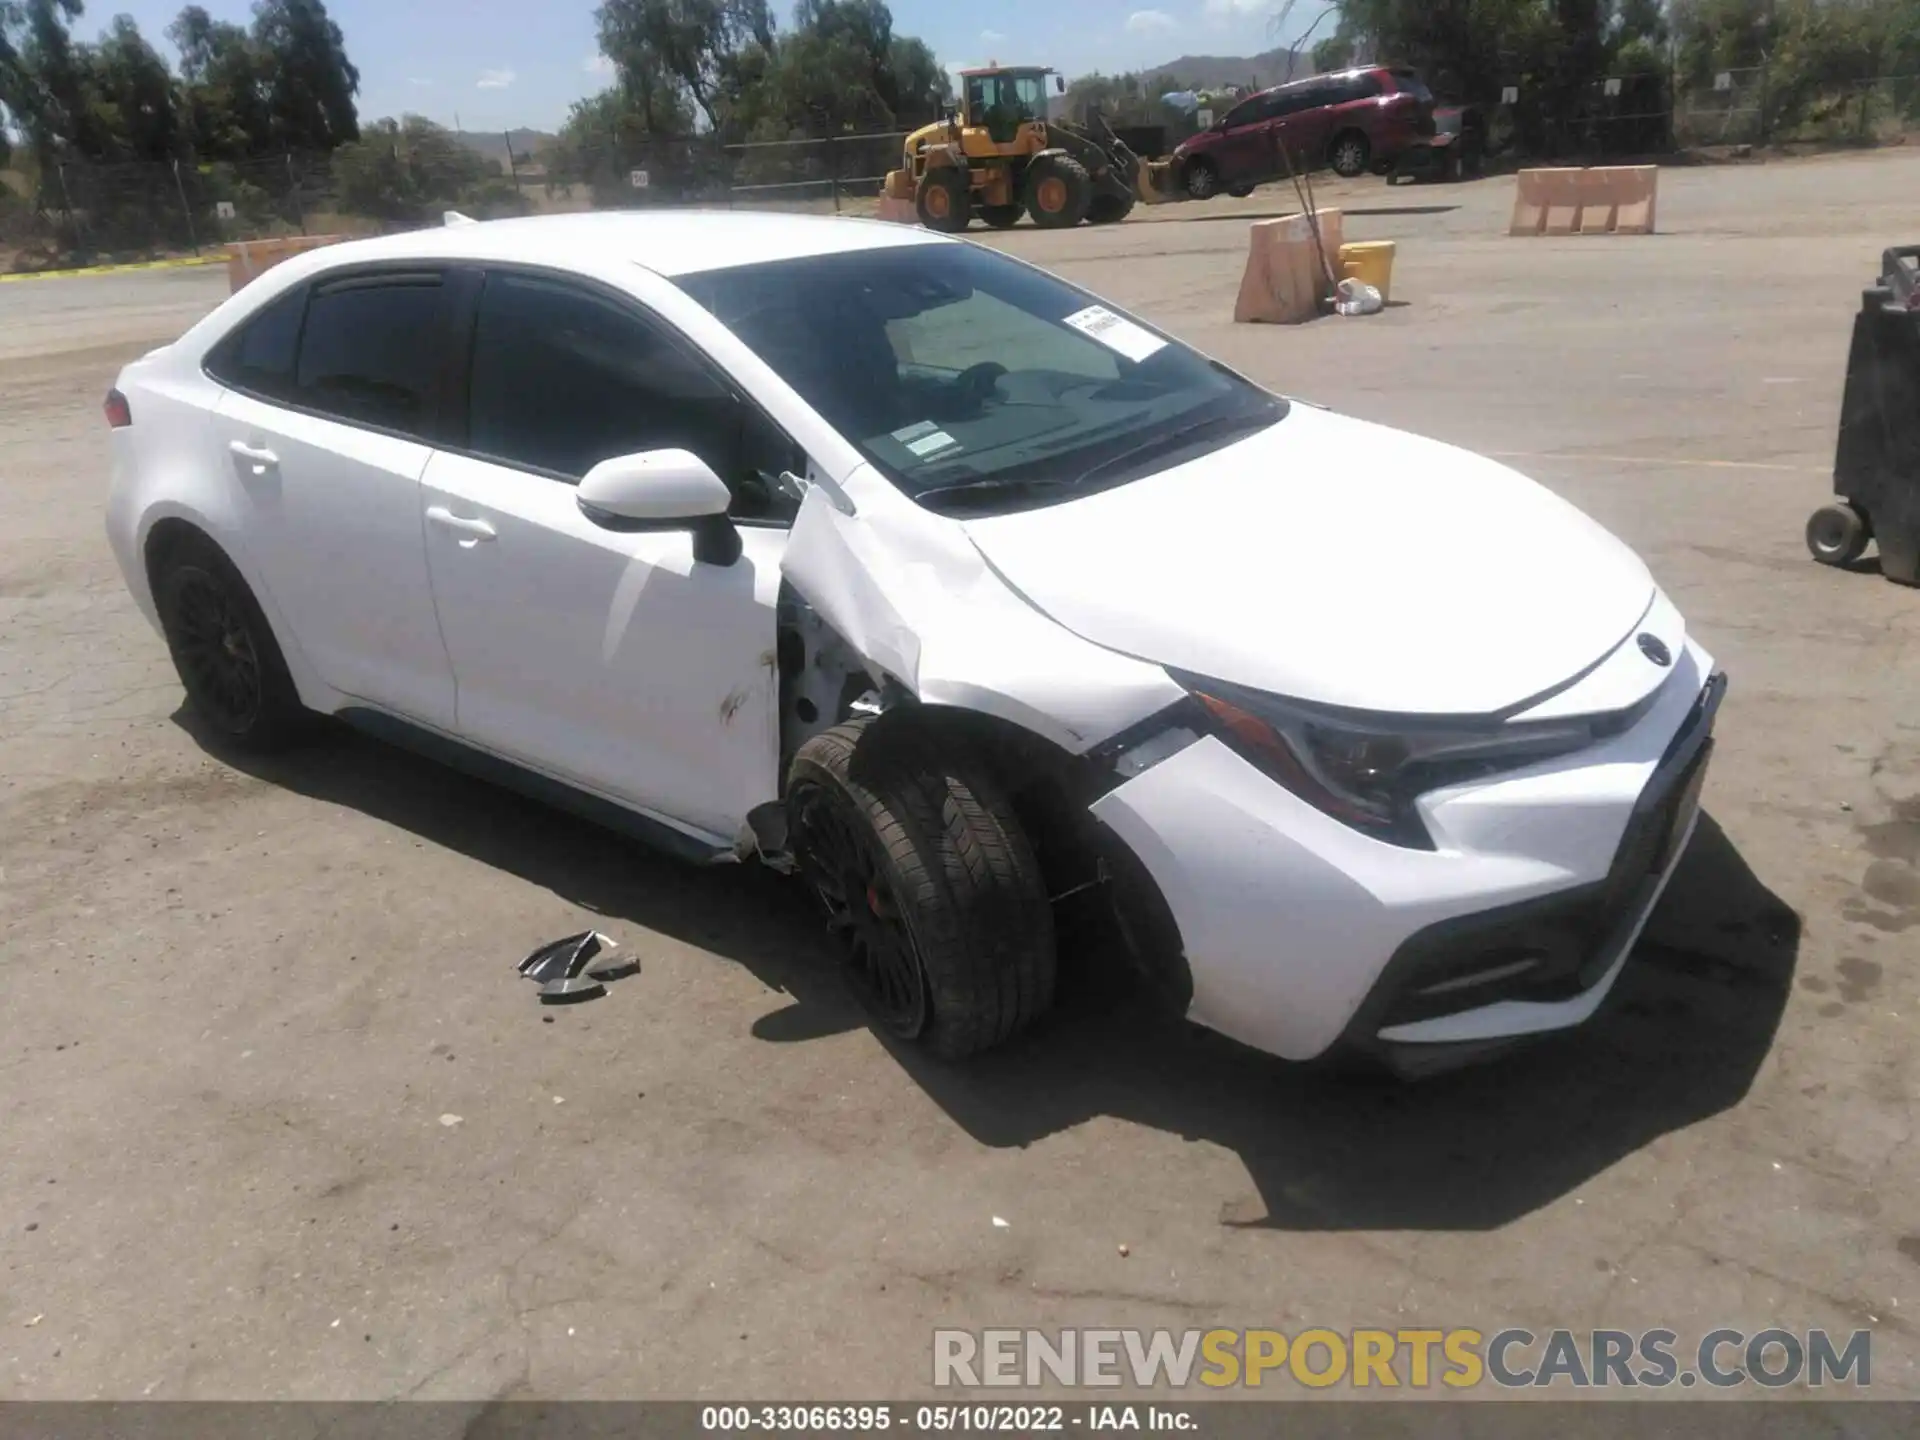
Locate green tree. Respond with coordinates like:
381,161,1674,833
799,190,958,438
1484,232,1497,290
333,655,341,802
589,0,947,142
251,0,359,150
332,114,525,222
169,4,272,159
5,0,105,163
1312,34,1355,70
595,0,775,135
89,14,184,161
545,76,698,201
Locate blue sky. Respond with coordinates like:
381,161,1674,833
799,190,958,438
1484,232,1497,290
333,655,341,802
73,0,1300,133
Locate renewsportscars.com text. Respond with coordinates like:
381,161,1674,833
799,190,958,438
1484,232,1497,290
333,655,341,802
933,1327,1872,1390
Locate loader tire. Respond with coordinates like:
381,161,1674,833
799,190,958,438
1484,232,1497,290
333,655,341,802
1026,154,1092,228
916,169,971,232
787,719,1057,1059
1086,191,1135,224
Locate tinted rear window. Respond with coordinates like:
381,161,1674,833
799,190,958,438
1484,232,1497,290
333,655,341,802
209,286,305,396
1329,73,1383,103
293,276,443,435
1391,69,1434,103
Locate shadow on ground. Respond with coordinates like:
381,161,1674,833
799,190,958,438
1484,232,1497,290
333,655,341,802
194,717,1799,1234
1144,203,1462,226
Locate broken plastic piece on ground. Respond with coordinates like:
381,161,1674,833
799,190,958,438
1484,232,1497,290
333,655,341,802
586,959,640,983
540,974,606,1004
518,930,626,1003
1334,277,1384,316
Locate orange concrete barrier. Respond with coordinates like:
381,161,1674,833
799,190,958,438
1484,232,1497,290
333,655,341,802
1509,166,1657,236
224,234,348,293
1233,209,1344,325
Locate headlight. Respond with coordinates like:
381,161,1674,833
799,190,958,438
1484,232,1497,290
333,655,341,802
1177,675,1603,847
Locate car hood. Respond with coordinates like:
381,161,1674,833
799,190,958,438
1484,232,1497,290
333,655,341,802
958,404,1656,717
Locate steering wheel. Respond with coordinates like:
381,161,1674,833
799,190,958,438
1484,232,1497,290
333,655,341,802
953,361,1007,403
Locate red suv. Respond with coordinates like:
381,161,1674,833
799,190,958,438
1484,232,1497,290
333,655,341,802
1174,67,1436,198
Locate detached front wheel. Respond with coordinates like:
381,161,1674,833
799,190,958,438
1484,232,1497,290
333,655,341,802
788,721,1056,1058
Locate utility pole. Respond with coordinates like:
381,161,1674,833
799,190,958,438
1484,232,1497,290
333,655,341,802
171,158,200,254
1757,0,1775,145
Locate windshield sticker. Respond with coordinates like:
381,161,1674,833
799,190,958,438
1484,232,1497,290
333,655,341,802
1062,305,1167,363
891,420,939,444
904,428,959,459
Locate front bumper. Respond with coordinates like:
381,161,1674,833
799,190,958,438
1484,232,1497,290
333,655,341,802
1088,642,1722,1067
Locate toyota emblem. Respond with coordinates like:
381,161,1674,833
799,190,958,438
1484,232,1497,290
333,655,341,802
1637,634,1673,667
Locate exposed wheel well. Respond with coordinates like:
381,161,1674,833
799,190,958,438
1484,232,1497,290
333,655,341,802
142,516,218,594
816,696,1191,1015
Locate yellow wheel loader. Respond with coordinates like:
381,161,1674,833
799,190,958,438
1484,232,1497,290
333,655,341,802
881,66,1177,232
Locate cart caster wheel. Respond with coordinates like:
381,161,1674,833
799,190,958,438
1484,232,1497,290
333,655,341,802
1806,503,1869,566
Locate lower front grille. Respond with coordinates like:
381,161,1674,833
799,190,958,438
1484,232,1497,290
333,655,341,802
1357,673,1725,1034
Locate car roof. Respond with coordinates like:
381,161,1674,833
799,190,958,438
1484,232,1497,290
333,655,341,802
290,208,950,280
1262,65,1394,97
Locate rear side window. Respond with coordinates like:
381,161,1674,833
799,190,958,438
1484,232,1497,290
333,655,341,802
208,285,305,397
1391,69,1434,103
1339,73,1385,102
1221,94,1266,128
292,275,444,436
1272,83,1327,117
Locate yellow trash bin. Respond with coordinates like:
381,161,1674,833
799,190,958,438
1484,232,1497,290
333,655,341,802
1338,240,1396,304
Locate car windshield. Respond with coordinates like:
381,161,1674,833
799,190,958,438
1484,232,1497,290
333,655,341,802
674,243,1286,514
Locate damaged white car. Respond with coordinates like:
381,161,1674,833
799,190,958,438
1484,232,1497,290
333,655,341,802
105,211,1723,1076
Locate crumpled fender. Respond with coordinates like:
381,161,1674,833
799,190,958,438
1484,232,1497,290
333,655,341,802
780,470,1184,753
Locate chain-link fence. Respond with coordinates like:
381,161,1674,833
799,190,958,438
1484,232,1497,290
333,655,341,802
0,131,917,267
7,72,1920,267
2,150,348,262
1673,66,1920,148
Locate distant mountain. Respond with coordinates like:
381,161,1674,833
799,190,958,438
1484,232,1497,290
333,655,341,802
454,128,559,169
1143,45,1316,93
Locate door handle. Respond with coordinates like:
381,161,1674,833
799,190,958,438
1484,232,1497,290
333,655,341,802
426,505,497,544
228,439,278,470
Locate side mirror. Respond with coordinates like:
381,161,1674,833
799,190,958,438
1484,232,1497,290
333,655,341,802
577,449,741,565
1054,75,1066,95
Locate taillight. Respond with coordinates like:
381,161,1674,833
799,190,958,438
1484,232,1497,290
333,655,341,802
104,388,132,429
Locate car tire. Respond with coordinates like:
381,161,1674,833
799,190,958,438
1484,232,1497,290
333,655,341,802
978,203,1022,229
1330,130,1371,178
1025,154,1093,228
1182,158,1220,200
1806,503,1869,567
787,720,1057,1059
154,534,309,751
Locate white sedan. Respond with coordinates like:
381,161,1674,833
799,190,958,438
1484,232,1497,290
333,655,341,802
105,211,1722,1076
